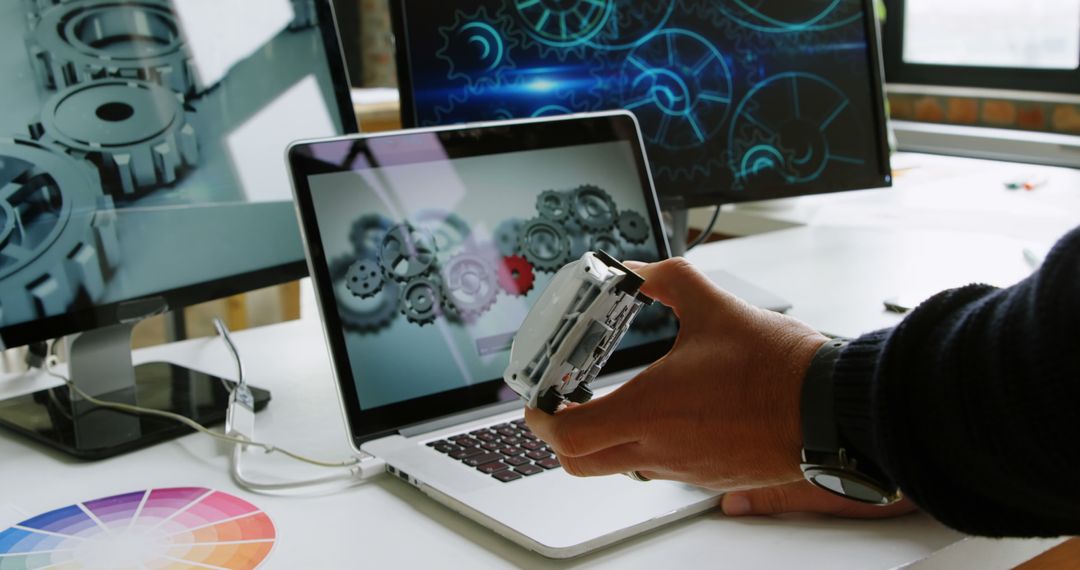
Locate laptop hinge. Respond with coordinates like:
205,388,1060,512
396,367,641,438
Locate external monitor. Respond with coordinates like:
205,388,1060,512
0,0,357,458
390,0,892,209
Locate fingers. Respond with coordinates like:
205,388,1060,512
557,442,652,478
721,481,918,519
629,258,727,317
524,395,640,458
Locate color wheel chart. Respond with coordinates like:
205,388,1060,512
0,488,275,569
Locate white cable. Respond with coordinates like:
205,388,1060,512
42,338,386,493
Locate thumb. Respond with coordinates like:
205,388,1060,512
630,258,723,317
722,482,918,519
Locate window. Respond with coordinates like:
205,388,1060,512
883,0,1080,93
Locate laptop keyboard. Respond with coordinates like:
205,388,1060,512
427,419,561,482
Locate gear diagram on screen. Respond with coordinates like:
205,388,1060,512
27,0,199,96
31,78,200,198
336,185,650,333
0,137,120,326
715,0,862,33
511,0,614,56
437,8,519,90
728,72,865,185
587,0,675,50
621,29,733,152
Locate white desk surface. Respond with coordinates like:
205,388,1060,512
2,152,1076,568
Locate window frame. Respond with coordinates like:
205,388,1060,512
882,0,1080,94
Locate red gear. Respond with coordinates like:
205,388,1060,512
497,255,535,296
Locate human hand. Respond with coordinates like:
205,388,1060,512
525,257,829,491
721,481,917,519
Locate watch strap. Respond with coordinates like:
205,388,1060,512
801,338,850,455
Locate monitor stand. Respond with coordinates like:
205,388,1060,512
0,321,270,460
666,208,793,314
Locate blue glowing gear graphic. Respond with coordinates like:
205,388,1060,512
620,29,734,151
513,0,614,48
715,0,862,33
436,7,520,90
728,72,865,185
500,0,614,61
586,0,675,50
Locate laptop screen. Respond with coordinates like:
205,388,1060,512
289,113,676,443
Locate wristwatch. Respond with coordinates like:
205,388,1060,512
800,338,902,505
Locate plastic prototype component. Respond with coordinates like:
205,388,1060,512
504,250,652,414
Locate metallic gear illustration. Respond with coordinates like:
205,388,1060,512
436,7,519,90
728,72,863,185
27,0,198,95
616,210,650,244
497,255,535,296
620,28,733,151
0,137,121,327
380,223,437,283
349,214,393,258
493,218,524,257
400,276,444,326
518,217,571,272
441,253,498,320
345,257,383,299
414,209,473,261
569,185,617,232
589,232,623,260
330,255,399,333
31,78,199,198
536,190,570,223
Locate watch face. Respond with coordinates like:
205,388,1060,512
807,469,896,505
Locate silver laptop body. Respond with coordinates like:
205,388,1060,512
287,112,718,559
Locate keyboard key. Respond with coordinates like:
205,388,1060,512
523,432,539,441
521,440,542,451
475,432,497,442
515,464,544,476
493,470,523,482
504,455,531,466
481,441,500,451
464,452,504,467
500,436,523,446
512,419,527,427
497,428,518,438
497,446,524,456
469,428,491,436
477,461,510,474
450,447,485,460
453,436,479,447
538,457,561,470
433,443,456,454
526,450,552,461
426,440,439,447
493,423,513,431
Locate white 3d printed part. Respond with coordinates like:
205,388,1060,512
504,250,652,414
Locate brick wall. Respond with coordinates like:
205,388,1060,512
888,93,1080,135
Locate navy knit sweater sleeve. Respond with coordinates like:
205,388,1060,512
832,225,1080,537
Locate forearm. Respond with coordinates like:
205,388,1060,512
833,227,1080,537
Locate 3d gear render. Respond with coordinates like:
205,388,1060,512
1,0,202,325
0,0,318,326
334,185,652,334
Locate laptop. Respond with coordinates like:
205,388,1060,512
286,111,718,558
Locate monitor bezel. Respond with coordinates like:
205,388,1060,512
287,112,676,445
0,0,359,349
389,0,893,208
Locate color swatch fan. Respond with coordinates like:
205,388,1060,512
0,488,275,569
